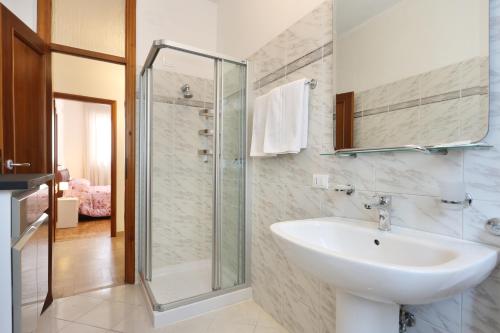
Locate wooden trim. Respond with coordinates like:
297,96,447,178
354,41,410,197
335,92,355,150
124,0,136,284
51,43,126,65
37,0,137,287
37,0,51,43
36,0,53,309
53,92,118,238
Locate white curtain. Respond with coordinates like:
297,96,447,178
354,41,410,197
82,104,111,185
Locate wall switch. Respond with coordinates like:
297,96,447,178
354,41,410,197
312,174,329,189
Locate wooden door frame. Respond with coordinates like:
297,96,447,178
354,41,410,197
53,92,118,238
37,0,137,290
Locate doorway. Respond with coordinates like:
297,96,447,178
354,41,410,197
52,93,123,298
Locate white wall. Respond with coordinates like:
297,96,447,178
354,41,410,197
337,0,489,93
52,53,126,232
0,0,37,31
216,0,327,58
56,99,85,179
136,0,218,77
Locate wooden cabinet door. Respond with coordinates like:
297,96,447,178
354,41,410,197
335,92,355,150
1,4,49,174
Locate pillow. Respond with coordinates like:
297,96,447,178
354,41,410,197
69,178,91,192
57,168,71,182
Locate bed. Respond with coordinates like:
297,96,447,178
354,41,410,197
57,168,112,218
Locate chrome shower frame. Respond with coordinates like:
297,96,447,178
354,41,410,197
138,40,250,312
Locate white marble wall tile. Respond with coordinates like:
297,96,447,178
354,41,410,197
374,151,463,196
388,75,421,105
407,296,461,333
391,194,462,238
390,107,420,145
321,190,378,222
326,154,375,191
281,145,326,187
464,155,500,201
463,200,500,247
420,63,461,98
282,184,323,220
419,99,462,146
461,57,487,90
407,319,455,333
359,112,391,147
286,0,333,62
462,271,500,333
362,84,390,110
250,32,289,82
460,95,489,141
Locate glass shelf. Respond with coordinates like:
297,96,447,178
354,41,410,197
320,142,494,157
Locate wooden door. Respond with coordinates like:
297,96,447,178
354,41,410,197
1,4,49,174
336,92,355,150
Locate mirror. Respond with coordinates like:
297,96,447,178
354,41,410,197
334,0,489,150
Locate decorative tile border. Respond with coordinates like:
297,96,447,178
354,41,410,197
153,95,214,109
353,86,488,119
253,41,333,90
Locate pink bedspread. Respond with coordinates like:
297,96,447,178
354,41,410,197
63,179,111,217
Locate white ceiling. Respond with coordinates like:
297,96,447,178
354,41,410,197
336,0,404,34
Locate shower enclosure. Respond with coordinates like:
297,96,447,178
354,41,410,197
138,40,248,312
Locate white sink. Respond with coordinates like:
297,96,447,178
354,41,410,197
270,217,498,333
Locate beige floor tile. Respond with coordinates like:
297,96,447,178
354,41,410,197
44,295,104,321
58,322,110,333
207,322,256,333
112,305,166,333
82,284,146,305
254,326,289,333
45,285,288,333
35,316,71,333
53,225,125,298
74,299,141,330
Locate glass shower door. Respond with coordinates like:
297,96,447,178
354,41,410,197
139,40,247,311
218,60,247,289
148,48,216,304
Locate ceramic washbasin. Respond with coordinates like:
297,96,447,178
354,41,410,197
270,217,498,333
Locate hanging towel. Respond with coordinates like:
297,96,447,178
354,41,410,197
263,79,309,154
261,87,283,154
250,90,278,157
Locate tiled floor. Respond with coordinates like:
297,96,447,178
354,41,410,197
37,284,288,333
53,220,124,298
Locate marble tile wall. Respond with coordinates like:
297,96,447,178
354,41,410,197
150,69,214,273
249,1,500,333
352,57,489,148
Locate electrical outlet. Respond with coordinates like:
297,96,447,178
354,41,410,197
312,174,329,189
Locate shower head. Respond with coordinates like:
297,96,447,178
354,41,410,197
181,84,193,99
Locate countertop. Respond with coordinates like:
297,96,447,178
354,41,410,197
0,173,54,190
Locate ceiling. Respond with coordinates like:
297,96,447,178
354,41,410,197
336,0,404,34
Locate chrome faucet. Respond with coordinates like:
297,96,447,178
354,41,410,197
364,195,392,231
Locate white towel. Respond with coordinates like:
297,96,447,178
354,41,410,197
262,87,283,154
263,79,309,154
250,90,278,157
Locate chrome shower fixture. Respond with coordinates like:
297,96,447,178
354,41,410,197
181,84,193,98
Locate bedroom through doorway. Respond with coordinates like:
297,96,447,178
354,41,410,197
52,93,123,298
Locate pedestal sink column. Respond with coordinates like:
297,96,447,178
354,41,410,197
336,291,399,333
